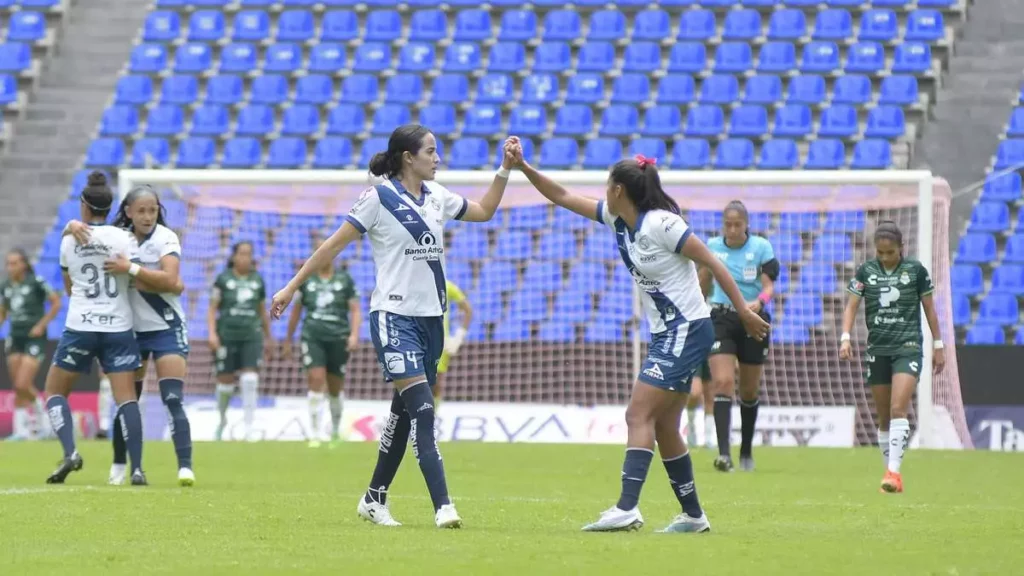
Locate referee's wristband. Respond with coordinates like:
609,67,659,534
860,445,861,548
128,263,141,277
496,167,511,179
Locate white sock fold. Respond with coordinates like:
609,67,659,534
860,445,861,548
887,418,910,474
216,383,234,424
13,407,29,437
240,373,259,434
308,391,325,438
328,392,343,438
97,377,113,433
877,429,890,468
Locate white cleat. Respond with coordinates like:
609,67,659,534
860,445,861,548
657,512,711,534
582,506,644,532
108,463,126,486
178,468,195,487
435,503,462,529
357,497,402,527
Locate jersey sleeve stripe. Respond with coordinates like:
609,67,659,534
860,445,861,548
454,197,469,221
164,252,180,260
345,215,367,234
920,288,935,297
594,200,605,224
846,286,863,296
674,227,692,253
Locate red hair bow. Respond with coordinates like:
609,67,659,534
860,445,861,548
634,154,657,169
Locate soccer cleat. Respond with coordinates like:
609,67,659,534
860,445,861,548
357,496,402,527
713,455,734,473
880,471,903,493
581,506,644,532
178,468,195,487
5,433,29,442
435,504,463,529
329,437,343,450
657,512,712,534
131,469,148,486
739,456,755,472
308,439,322,449
108,463,127,485
95,429,109,440
46,452,84,484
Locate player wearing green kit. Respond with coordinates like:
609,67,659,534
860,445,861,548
840,221,945,494
1,249,61,440
285,237,361,448
208,241,272,442
435,280,471,412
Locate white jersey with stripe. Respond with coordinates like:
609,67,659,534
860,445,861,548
345,178,468,317
595,201,710,334
130,224,187,333
59,225,139,333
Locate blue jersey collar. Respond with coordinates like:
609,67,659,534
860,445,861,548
389,177,430,207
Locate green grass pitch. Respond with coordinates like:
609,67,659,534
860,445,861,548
1,441,1021,575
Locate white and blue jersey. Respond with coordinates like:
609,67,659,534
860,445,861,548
56,226,141,374
131,224,189,359
707,235,775,307
345,178,468,384
595,202,713,392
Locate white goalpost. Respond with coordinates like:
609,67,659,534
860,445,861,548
117,168,969,450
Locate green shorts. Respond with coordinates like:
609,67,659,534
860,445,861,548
301,336,350,377
215,339,263,375
865,351,922,386
5,334,46,362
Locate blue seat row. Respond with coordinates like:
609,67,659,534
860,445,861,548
151,0,960,8
963,326,1024,345
953,264,1024,297
957,233,1024,264
2,11,49,41
953,293,1020,327
128,40,936,75
0,43,31,71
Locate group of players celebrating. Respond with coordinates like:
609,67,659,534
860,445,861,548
2,123,944,530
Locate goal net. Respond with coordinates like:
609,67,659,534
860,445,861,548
118,169,969,449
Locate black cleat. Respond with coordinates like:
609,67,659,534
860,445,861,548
130,470,148,486
713,455,734,473
95,430,108,440
46,452,84,484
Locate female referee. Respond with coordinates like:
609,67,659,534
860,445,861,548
700,201,779,473
507,143,768,534
284,236,361,448
840,221,944,494
271,125,516,530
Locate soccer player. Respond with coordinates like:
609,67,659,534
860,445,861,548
840,221,945,493
1,248,61,440
507,144,769,534
209,241,271,442
699,201,779,472
284,237,360,448
271,125,515,529
435,280,471,411
684,362,713,448
45,171,145,485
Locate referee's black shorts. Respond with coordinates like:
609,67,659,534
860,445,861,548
709,305,771,366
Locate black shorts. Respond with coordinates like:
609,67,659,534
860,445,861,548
709,307,771,366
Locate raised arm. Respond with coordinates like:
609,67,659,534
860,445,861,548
698,266,713,299
112,254,182,294
519,161,601,222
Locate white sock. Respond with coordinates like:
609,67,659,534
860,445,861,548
13,407,29,437
704,414,716,444
216,384,234,425
877,429,890,467
239,373,259,435
887,418,910,474
328,392,343,439
97,377,113,432
686,406,697,426
308,391,325,438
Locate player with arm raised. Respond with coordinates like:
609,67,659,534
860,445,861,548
509,144,768,534
435,280,471,412
1,248,61,440
271,125,515,529
697,201,779,473
284,236,361,449
840,221,945,494
209,241,271,442
45,172,145,485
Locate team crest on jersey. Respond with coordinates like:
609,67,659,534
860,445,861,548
316,291,335,309
899,272,911,285
333,281,343,291
429,197,441,211
638,236,651,250
226,279,236,290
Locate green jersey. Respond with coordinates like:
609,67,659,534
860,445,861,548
847,258,934,355
213,270,266,342
0,275,53,337
299,270,358,340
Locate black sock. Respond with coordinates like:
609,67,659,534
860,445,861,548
616,448,653,510
112,380,143,465
714,395,732,458
663,452,703,518
400,381,450,512
739,397,760,458
117,401,144,474
160,378,193,470
364,391,410,507
45,396,76,458
135,379,144,400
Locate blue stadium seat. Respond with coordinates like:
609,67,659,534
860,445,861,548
779,212,820,233
624,42,662,73
600,105,639,136
463,104,501,135
715,42,753,73
634,9,671,41
0,42,30,73
296,75,334,104
685,105,724,137
282,104,320,136
341,74,377,103
991,264,1024,295
805,139,845,169
567,261,607,292
701,74,739,104
411,9,449,42
100,105,138,136
189,10,225,42
819,105,858,138
309,44,346,73
535,42,571,73
846,42,884,74
539,138,579,168
744,74,782,104
232,10,270,42
729,105,767,137
723,9,761,40
813,9,852,40
365,10,402,42
190,105,228,135
566,73,603,104
508,206,550,232
671,139,710,169
759,139,798,169
977,293,1018,326
783,293,823,326
657,75,696,104
499,9,537,41
493,318,534,342
484,42,521,73
906,10,944,42
1005,234,1024,264
449,227,490,259
86,138,125,167
143,10,180,42
277,10,315,42
173,43,212,73
537,230,578,260
769,233,802,263
578,42,615,72
812,233,852,262
321,10,358,42
951,264,983,297
371,104,410,135
550,293,591,327
584,319,623,343
544,10,581,41
966,326,1006,345
629,138,667,163
432,74,469,103
495,230,533,260
448,137,489,169
609,73,650,104
996,139,1024,170
589,9,626,41
952,293,971,327
823,210,865,233
353,42,390,72
866,105,906,138
851,139,891,169
678,9,716,40
758,42,796,73
554,105,593,136
509,105,546,136
773,104,812,138
312,137,353,169
768,9,805,40
833,74,870,105
327,104,364,135
583,138,623,168
893,42,932,74
980,172,1021,202
411,104,451,137
715,139,754,169
267,138,307,168
177,137,216,168
236,105,274,136
956,233,997,263
205,75,243,105
801,41,839,73
1009,109,1024,140
787,75,826,106
385,74,423,104
0,73,15,106
217,43,255,73
250,75,287,104
687,210,721,235
523,261,564,293
771,321,810,345
161,75,197,105
969,201,1010,233
131,138,170,168
16,0,62,7
146,104,183,136
519,73,556,104
859,9,898,42
222,138,261,168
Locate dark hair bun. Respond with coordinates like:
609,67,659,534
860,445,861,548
87,171,107,187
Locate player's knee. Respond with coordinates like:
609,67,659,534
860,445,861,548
624,403,655,430
159,378,185,407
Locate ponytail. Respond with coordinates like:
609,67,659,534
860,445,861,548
369,124,433,180
610,155,679,215
80,171,113,219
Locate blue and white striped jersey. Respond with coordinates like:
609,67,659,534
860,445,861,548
130,224,187,333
